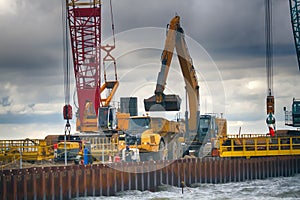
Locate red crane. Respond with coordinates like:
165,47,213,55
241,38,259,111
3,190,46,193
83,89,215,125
64,0,118,133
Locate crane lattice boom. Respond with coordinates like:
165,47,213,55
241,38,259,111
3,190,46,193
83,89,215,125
67,0,101,131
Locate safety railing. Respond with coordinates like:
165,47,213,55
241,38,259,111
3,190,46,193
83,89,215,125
83,136,119,162
219,135,300,158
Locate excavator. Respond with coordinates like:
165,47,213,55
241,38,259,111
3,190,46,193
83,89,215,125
142,15,227,157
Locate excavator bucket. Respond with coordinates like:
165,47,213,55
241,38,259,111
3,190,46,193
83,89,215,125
144,94,182,111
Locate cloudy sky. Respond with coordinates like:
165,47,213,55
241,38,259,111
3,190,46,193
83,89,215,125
0,0,299,139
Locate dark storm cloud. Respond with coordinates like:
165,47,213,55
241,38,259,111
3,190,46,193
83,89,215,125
108,0,296,74
1,0,294,81
0,0,63,75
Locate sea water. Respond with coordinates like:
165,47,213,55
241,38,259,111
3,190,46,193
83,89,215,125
74,174,300,199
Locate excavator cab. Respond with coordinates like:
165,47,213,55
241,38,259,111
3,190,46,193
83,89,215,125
198,115,218,143
98,106,117,130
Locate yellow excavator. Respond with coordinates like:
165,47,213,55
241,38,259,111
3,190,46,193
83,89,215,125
119,16,226,160
144,15,199,131
118,16,190,161
144,15,227,157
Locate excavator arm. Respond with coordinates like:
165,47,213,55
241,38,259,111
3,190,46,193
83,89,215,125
144,16,181,112
144,15,200,131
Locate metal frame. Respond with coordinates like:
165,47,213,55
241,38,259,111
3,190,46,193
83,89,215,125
289,0,300,70
67,0,101,130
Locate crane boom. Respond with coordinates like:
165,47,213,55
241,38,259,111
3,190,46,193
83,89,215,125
290,0,300,70
283,0,300,128
66,0,101,132
144,15,200,131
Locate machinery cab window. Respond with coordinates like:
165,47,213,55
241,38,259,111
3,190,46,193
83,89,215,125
98,106,117,130
128,117,151,131
292,100,300,127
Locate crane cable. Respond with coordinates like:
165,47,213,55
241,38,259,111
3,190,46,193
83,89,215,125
62,0,71,135
265,0,276,137
110,0,116,47
62,0,70,106
62,0,71,166
265,0,273,96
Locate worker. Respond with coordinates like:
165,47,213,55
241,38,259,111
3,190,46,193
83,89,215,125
53,143,58,158
84,146,89,165
125,145,132,162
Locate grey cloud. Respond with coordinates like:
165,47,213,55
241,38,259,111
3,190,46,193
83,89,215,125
0,112,63,124
0,96,12,107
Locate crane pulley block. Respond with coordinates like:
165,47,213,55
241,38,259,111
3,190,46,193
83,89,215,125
63,104,73,120
266,95,274,114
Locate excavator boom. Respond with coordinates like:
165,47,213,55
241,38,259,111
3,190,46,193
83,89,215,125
144,15,199,130
144,16,182,112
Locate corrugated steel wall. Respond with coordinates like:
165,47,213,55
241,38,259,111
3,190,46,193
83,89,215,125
1,156,300,199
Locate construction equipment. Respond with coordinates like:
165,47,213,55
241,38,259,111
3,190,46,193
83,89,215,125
53,135,83,163
65,0,118,133
196,114,227,157
144,15,226,158
284,1,300,127
118,115,184,160
282,1,300,129
290,0,300,70
0,139,54,164
54,141,82,162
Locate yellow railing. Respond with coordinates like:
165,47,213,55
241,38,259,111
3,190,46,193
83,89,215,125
219,135,300,158
81,136,119,162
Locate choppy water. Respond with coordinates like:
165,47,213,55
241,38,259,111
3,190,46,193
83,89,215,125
75,174,300,200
